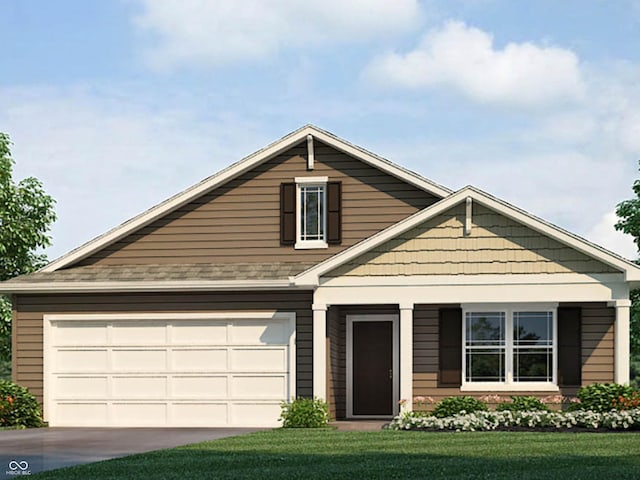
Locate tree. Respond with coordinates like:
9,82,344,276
0,133,56,372
615,163,640,356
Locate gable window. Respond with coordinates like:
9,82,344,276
297,180,326,248
462,304,557,390
280,177,341,248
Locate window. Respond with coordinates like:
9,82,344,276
462,305,556,389
295,177,327,249
280,178,341,247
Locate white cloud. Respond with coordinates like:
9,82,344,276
586,211,637,260
0,85,268,260
132,0,422,69
364,21,585,107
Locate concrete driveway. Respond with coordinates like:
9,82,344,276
0,427,262,477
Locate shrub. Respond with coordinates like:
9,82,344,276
0,380,43,428
496,396,549,412
280,397,330,428
613,391,640,410
433,396,488,418
577,383,636,413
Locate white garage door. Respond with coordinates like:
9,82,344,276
44,312,296,427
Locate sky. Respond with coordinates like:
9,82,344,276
1,0,639,262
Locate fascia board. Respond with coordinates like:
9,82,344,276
41,125,451,273
0,279,295,294
295,186,640,285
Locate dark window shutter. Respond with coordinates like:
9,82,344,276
280,183,296,245
557,307,581,386
439,308,462,386
327,181,342,245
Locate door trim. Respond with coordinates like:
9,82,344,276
346,314,399,419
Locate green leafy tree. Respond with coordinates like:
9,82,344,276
615,164,640,357
0,133,56,373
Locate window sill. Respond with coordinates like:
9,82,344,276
295,241,328,250
461,383,560,392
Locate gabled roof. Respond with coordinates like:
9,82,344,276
294,186,640,285
42,125,452,272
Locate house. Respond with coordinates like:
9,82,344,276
3,125,638,427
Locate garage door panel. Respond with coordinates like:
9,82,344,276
112,349,166,372
47,313,294,427
55,376,108,399
231,375,286,398
112,376,167,398
231,348,286,371
172,403,228,426
172,348,227,371
54,322,108,346
173,376,228,398
112,403,167,426
56,349,108,372
56,403,108,426
112,322,167,345
231,403,282,426
172,322,227,345
230,320,288,345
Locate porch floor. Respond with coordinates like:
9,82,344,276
329,420,390,431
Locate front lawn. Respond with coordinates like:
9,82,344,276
33,429,640,479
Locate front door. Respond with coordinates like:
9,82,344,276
348,315,397,417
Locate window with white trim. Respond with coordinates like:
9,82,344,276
295,177,327,249
463,305,556,388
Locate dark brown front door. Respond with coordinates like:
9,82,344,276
352,321,393,416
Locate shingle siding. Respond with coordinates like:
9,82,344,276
328,203,617,276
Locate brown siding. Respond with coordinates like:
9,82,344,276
75,141,437,267
411,302,615,409
326,306,343,420
13,291,313,413
329,203,618,277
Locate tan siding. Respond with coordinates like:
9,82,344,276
13,291,313,414
329,204,618,277
75,141,437,267
411,302,614,410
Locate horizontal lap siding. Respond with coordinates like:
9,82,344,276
75,142,437,266
411,302,614,409
326,306,344,420
13,291,313,411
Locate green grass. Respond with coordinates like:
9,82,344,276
33,429,640,479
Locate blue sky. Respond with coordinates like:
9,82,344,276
1,0,639,260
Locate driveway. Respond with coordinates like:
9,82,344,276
0,427,262,477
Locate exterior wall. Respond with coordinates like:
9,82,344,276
12,291,313,412
74,141,437,267
329,203,618,277
412,302,615,407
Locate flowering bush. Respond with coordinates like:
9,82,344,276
577,383,636,413
387,408,640,432
0,380,43,428
433,396,488,418
496,396,549,412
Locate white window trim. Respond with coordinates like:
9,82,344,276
295,176,328,250
461,303,559,392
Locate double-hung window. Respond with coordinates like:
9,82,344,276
462,304,557,390
295,177,327,249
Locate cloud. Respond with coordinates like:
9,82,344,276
586,211,637,260
364,21,585,107
0,85,268,260
132,0,422,70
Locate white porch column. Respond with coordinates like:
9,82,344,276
610,299,631,384
399,303,414,411
312,303,327,400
